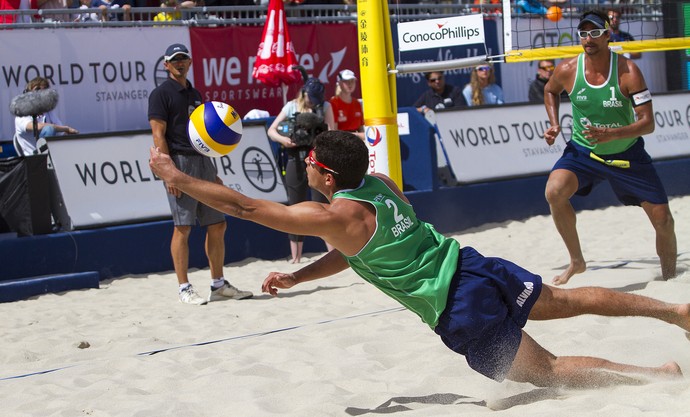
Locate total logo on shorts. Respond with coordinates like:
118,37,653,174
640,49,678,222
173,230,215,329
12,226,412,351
365,126,382,146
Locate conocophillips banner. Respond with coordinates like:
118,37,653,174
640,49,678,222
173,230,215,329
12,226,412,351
397,14,485,52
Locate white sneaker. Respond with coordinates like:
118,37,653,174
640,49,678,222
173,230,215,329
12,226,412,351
179,285,208,305
208,280,253,302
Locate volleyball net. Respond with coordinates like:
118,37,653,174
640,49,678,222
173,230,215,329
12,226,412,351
502,0,690,63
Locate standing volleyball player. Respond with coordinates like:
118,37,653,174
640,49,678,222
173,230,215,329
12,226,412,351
148,43,252,304
542,10,677,285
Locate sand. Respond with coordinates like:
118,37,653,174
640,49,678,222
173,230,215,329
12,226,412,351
1,195,689,417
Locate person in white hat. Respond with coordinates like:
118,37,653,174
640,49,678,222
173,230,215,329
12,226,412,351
329,69,364,140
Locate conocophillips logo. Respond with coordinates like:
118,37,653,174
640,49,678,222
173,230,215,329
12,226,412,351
365,127,382,146
400,24,480,44
397,14,485,52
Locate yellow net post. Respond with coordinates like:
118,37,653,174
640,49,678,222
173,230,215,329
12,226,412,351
356,0,402,188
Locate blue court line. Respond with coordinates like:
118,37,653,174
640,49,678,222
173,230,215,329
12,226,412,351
139,306,405,356
0,306,406,381
0,365,80,381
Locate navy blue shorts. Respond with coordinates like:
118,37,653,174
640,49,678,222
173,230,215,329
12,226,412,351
552,139,668,206
434,246,542,381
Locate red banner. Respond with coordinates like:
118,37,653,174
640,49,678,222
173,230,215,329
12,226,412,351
190,24,359,119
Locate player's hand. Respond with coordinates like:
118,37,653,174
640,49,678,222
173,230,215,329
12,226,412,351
583,125,611,146
150,147,180,197
166,184,181,198
543,125,561,146
262,272,298,296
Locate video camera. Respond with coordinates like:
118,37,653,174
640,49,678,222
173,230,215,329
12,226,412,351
277,111,328,148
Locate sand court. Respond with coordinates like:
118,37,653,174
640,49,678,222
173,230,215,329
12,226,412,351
1,195,689,416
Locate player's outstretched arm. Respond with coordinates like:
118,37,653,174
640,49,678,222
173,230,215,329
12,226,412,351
149,147,339,239
262,250,350,296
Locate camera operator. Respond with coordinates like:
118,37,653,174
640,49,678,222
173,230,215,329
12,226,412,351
267,78,335,263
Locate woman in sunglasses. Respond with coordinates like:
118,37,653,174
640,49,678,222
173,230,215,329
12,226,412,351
462,63,504,107
542,10,676,285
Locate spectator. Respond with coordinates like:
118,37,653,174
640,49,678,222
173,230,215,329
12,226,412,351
37,0,70,22
608,9,641,59
414,71,466,114
329,69,364,140
74,0,99,21
154,0,181,20
90,0,131,21
14,77,79,157
517,0,546,15
267,77,335,264
463,64,504,107
148,43,253,305
528,59,567,104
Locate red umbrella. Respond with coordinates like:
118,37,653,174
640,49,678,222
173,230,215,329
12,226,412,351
252,0,302,87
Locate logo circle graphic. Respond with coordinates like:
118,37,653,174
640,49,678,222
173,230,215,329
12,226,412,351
242,146,278,192
365,126,382,146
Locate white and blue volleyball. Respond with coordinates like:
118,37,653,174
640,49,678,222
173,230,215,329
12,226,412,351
188,101,242,157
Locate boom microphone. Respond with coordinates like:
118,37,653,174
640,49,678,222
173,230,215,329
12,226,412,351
9,89,59,117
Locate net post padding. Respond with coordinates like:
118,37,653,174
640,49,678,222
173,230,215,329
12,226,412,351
392,55,488,74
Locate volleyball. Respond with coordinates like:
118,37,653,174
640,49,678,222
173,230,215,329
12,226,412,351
187,101,242,157
546,6,562,22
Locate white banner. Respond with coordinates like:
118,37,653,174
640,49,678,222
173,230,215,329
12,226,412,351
434,92,690,183
48,124,287,228
0,27,190,141
397,14,485,52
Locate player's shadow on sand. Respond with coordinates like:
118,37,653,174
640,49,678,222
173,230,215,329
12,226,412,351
344,388,560,415
250,282,365,300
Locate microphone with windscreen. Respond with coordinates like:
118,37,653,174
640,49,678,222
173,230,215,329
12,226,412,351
9,89,59,117
9,89,59,142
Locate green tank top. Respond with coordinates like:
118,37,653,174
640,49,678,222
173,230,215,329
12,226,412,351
570,51,638,155
333,176,460,328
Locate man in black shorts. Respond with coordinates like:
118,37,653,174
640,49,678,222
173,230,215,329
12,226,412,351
148,43,252,305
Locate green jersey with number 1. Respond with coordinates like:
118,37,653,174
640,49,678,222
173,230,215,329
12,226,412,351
570,51,638,155
333,175,459,328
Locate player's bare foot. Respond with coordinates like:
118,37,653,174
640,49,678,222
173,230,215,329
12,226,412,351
552,259,586,285
658,361,683,378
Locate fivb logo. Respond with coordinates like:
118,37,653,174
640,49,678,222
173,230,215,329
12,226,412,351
397,14,485,52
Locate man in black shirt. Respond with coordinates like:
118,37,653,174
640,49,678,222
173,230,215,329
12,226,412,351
148,43,252,305
528,59,568,104
608,9,641,59
414,71,466,114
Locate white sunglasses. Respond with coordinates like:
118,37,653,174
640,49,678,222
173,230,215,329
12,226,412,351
578,29,608,39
